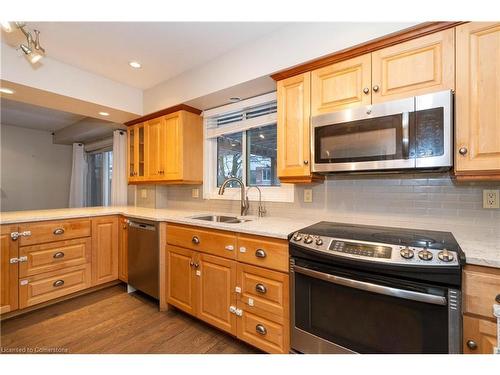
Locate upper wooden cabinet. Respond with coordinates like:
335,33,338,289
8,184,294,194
371,29,455,103
127,122,146,182
277,72,317,183
1,225,19,314
311,54,372,115
455,22,500,177
128,110,203,184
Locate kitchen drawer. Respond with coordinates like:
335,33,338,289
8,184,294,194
19,237,91,277
19,264,91,309
237,263,289,322
463,265,500,319
166,224,237,259
237,234,288,273
237,308,289,354
18,219,91,246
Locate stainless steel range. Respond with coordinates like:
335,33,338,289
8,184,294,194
289,222,466,354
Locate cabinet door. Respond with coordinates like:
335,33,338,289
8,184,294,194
118,217,128,282
311,54,371,115
167,245,196,315
197,253,237,335
277,72,311,180
371,29,454,103
127,126,136,181
136,124,146,179
91,216,118,286
146,117,163,180
455,22,500,174
463,315,498,354
164,114,182,181
1,225,19,314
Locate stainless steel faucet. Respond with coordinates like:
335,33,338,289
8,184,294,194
246,186,267,217
218,177,249,216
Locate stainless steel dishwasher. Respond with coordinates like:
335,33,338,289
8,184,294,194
127,219,159,299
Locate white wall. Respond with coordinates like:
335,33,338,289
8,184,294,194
0,124,73,211
144,22,418,113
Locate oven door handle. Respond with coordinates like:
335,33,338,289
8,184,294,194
293,265,447,306
402,111,410,158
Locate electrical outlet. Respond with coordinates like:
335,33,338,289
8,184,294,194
483,189,499,209
304,189,313,203
140,189,148,199
192,188,200,198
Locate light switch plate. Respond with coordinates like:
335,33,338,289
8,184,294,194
140,189,148,199
304,189,313,203
192,188,199,198
483,189,499,209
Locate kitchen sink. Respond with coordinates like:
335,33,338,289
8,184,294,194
190,215,252,224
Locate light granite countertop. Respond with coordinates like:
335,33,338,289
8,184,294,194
1,206,498,269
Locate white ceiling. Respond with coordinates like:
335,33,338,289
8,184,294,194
1,98,85,132
3,22,289,90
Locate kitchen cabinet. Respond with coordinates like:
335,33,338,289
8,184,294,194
371,29,455,103
127,122,146,182
166,245,197,315
455,22,500,179
118,217,128,282
277,72,320,183
1,225,19,314
462,265,500,354
311,54,372,115
128,110,203,184
91,216,119,286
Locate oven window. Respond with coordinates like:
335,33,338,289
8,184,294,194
294,272,448,353
314,114,406,163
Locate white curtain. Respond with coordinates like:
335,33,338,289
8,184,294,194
111,130,127,206
69,143,87,208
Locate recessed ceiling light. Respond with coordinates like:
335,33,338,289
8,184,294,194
98,111,110,117
0,87,14,94
129,61,141,69
229,97,241,103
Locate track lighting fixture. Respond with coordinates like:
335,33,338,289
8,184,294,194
4,22,47,64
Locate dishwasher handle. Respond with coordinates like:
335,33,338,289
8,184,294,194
128,221,157,231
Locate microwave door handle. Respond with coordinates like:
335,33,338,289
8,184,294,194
402,111,410,158
293,265,447,306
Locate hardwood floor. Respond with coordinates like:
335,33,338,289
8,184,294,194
0,284,260,354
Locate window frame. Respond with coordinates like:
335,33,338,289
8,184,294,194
203,92,294,203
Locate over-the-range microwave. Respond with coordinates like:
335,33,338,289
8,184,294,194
311,90,453,173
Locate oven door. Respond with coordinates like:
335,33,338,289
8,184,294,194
312,97,415,172
290,258,461,354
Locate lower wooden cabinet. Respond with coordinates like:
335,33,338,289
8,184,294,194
1,225,19,314
91,216,119,286
463,315,498,354
118,217,128,282
167,245,197,315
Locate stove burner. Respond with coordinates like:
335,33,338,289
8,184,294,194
371,232,437,248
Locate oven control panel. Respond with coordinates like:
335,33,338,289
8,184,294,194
291,232,459,267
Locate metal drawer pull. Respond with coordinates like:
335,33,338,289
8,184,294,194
10,231,32,241
255,324,267,335
192,236,200,245
225,245,234,251
255,283,267,294
53,228,65,235
53,252,65,259
255,249,267,258
293,265,447,306
53,279,65,287
466,340,477,350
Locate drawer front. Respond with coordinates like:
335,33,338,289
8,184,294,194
19,264,91,308
238,263,289,322
166,224,237,259
237,234,288,272
19,237,91,277
237,308,289,354
463,266,500,319
19,219,91,246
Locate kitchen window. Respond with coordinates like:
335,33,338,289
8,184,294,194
86,149,113,207
204,92,293,202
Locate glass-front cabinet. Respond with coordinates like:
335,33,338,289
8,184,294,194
127,122,146,182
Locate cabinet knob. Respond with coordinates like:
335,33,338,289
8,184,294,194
372,85,380,92
53,228,65,235
255,283,267,294
466,340,477,350
53,279,65,287
192,236,200,245
53,251,65,259
255,249,267,258
303,160,309,165
255,324,267,335
459,147,468,156
363,87,370,94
